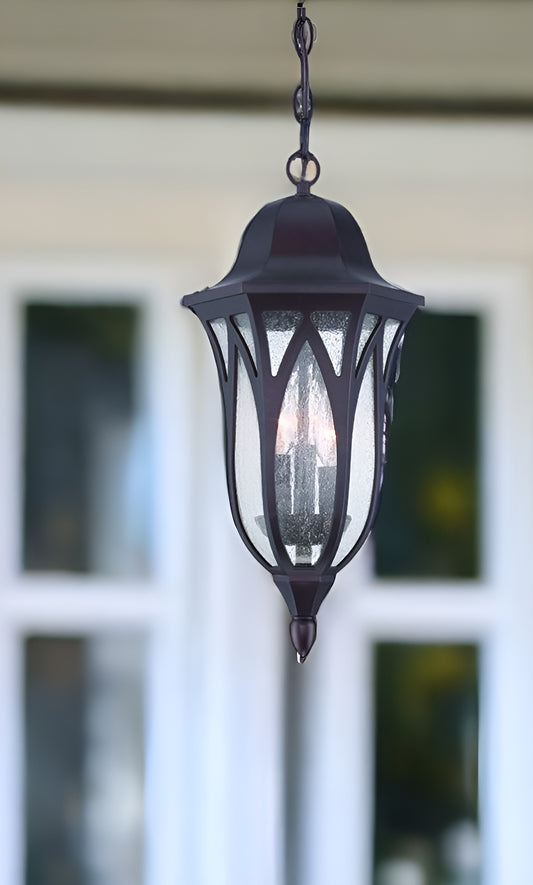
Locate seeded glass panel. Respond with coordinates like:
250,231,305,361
263,311,302,376
374,644,480,885
233,313,257,369
357,313,379,365
275,342,336,565
208,317,229,375
332,354,375,566
24,304,149,576
25,635,145,885
374,313,480,578
383,320,401,373
310,310,350,375
235,354,276,565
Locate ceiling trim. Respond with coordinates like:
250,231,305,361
1,1,533,110
1,82,533,119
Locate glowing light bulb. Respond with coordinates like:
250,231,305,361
273,343,337,565
275,411,298,455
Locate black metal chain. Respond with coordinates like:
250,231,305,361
286,2,320,194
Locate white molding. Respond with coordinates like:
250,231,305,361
0,627,24,885
0,276,23,579
354,588,498,640
1,586,163,631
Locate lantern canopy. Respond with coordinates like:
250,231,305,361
182,4,424,661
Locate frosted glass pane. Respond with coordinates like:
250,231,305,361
208,317,228,373
383,319,401,374
235,355,276,565
332,353,375,566
233,313,256,368
310,310,350,375
357,313,379,364
275,342,336,566
263,311,302,375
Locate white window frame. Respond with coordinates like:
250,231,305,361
296,264,533,885
0,261,531,885
0,260,287,885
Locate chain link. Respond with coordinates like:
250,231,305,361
286,3,320,194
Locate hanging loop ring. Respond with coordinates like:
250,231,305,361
286,150,321,194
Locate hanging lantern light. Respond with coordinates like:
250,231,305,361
182,2,424,661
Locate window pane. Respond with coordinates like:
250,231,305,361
374,313,480,579
23,304,150,576
25,635,145,885
374,643,480,885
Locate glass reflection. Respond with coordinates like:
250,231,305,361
25,635,145,885
374,643,480,885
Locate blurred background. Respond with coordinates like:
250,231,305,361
1,2,533,884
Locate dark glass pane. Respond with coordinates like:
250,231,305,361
374,644,480,885
374,312,480,579
23,304,150,575
25,635,145,885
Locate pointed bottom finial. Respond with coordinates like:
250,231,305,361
290,617,317,663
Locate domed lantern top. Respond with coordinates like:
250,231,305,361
183,193,423,302
182,3,424,661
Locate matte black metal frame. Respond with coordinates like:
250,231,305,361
182,4,424,660
191,291,410,581
183,195,423,639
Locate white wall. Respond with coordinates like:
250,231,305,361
1,108,532,885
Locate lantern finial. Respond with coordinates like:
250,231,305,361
291,618,317,664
